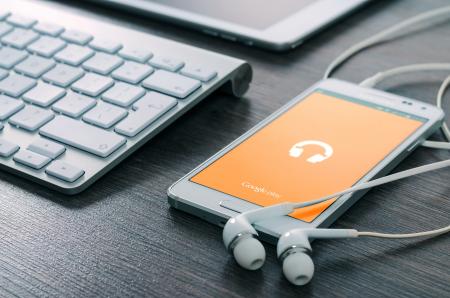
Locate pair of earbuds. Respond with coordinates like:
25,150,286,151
222,203,358,286
221,158,450,286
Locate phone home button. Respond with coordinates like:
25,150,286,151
219,200,255,214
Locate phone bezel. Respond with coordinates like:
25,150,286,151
168,79,444,243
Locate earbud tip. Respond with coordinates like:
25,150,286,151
282,253,315,286
232,237,266,270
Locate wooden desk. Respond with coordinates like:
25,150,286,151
1,0,449,296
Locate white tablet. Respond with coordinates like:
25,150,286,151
101,0,371,51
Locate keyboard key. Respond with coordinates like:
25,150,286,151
60,29,92,45
0,139,19,157
54,44,94,66
46,160,84,183
180,65,217,82
149,56,184,72
82,103,127,129
42,64,84,87
40,116,126,158
101,82,145,107
28,138,65,159
52,92,96,118
14,55,56,78
1,28,39,49
33,22,64,37
27,36,66,57
0,69,8,80
82,52,123,75
132,91,177,111
0,94,25,120
0,22,13,37
112,61,153,84
142,70,201,99
118,48,152,63
116,92,177,137
0,47,28,69
89,39,122,54
6,15,37,28
22,82,66,107
13,149,51,169
0,12,11,21
0,74,36,97
71,73,113,97
9,105,54,131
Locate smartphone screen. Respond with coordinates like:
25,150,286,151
191,90,427,222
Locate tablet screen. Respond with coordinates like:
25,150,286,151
147,0,315,29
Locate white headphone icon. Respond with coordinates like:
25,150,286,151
288,140,334,164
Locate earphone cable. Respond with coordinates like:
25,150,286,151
436,75,450,140
357,66,450,149
357,225,450,238
292,158,450,209
324,6,450,149
422,75,450,148
323,6,450,79
358,64,450,88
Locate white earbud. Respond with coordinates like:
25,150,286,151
277,229,358,285
223,203,295,270
222,214,265,270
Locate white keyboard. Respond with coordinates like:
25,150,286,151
0,1,252,194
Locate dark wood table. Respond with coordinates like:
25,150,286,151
1,0,449,297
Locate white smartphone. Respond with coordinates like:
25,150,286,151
168,79,444,243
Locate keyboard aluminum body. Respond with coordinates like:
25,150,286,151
0,1,252,194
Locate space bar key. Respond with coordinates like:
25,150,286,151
40,116,126,158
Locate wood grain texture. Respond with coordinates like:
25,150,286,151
1,0,450,297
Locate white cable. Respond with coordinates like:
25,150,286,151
323,5,450,79
436,75,450,140
314,7,450,242
422,140,450,150
293,158,450,209
357,225,450,239
358,63,450,88
324,6,450,149
289,161,450,240
421,75,450,149
359,67,450,150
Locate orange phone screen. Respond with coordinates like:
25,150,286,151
191,90,425,222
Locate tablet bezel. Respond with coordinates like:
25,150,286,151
102,0,371,51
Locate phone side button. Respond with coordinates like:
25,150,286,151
202,29,218,37
219,200,256,214
220,34,237,42
407,140,422,152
